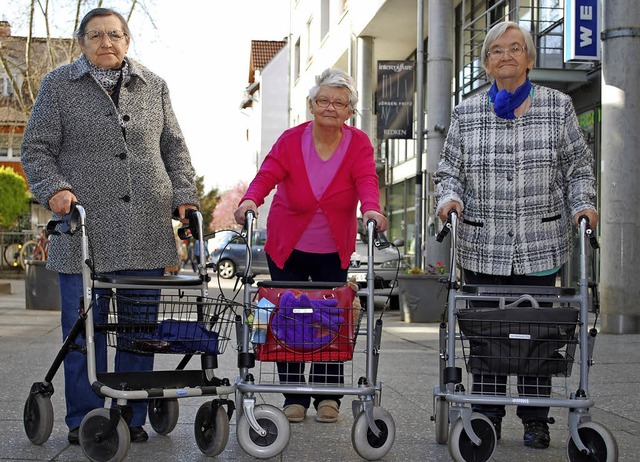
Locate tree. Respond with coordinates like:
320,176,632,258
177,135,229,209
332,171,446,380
0,166,30,230
210,181,247,231
194,175,219,231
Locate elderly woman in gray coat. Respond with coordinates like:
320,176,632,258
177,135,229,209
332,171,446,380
20,8,198,445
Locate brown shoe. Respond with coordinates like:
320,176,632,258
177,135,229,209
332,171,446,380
316,400,339,423
283,404,307,423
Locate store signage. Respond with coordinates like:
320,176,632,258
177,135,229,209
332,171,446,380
564,0,600,61
376,61,415,139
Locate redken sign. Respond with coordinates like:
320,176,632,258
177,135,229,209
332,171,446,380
376,61,415,140
564,0,600,61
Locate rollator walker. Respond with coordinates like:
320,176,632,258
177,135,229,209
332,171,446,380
432,211,618,461
23,205,238,461
233,210,396,460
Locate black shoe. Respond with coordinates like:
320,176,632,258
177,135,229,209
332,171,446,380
67,427,79,445
129,426,149,443
489,418,502,440
523,420,550,449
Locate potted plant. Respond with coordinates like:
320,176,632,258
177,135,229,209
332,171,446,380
397,261,448,322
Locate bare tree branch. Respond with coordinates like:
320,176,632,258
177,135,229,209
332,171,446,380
126,0,138,23
24,0,36,103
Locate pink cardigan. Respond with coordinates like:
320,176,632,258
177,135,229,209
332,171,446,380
241,121,382,270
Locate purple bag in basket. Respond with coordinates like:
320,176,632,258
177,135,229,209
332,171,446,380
271,291,344,349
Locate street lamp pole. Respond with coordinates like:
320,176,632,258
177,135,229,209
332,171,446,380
415,0,425,269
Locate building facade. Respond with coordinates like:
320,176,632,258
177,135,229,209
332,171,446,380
243,0,639,333
284,0,601,264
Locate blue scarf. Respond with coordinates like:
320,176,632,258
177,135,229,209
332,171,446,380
488,78,532,120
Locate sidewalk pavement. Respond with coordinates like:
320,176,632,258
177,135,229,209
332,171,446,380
1,276,638,461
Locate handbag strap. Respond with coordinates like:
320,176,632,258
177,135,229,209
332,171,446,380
499,294,540,310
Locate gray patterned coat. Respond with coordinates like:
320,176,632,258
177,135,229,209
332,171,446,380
21,57,198,274
435,85,597,276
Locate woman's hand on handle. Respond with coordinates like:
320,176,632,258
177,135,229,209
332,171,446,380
362,210,388,232
48,190,77,216
574,209,599,229
234,200,258,225
437,201,462,223
176,204,199,224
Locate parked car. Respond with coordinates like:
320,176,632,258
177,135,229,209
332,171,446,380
209,224,406,296
347,219,406,295
208,229,269,279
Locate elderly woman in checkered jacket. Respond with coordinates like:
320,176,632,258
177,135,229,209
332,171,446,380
434,21,598,450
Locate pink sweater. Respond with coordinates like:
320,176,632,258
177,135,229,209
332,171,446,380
241,121,382,270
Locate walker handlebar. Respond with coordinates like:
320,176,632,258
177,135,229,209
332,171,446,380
46,202,81,236
578,215,600,249
435,210,457,242
367,218,388,249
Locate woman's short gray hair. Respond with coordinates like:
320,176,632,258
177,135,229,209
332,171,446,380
481,21,536,69
309,68,358,109
75,8,131,39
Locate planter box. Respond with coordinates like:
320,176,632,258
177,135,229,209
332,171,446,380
25,260,61,311
397,273,448,323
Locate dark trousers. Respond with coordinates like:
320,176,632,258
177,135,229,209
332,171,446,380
268,250,348,409
464,268,557,423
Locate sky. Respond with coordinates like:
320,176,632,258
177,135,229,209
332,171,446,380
2,0,291,193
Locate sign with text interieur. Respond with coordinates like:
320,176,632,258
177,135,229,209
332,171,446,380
376,61,415,139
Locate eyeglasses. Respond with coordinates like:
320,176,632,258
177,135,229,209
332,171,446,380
84,30,128,43
486,44,527,60
315,97,349,110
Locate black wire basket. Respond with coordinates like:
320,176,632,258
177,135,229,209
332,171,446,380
457,306,580,377
94,293,239,355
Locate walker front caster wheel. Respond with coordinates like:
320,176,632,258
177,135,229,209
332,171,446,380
79,408,130,462
236,404,290,459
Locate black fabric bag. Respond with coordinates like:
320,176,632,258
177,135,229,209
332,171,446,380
457,305,579,377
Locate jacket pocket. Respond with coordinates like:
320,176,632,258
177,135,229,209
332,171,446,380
462,218,484,227
541,214,561,223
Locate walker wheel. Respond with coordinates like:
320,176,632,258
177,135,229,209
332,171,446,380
79,408,130,462
566,420,618,461
148,398,179,435
351,406,396,460
236,404,290,459
448,412,496,462
194,400,230,456
23,393,54,445
434,396,449,444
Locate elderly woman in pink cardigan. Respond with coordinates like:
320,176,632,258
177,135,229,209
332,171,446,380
234,68,387,425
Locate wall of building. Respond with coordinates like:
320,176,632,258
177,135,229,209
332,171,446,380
253,45,290,230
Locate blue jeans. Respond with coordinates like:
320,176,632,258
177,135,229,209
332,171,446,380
59,269,162,429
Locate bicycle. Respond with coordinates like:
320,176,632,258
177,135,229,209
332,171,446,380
2,231,31,269
19,226,49,269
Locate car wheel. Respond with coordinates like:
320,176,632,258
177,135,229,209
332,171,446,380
217,259,236,279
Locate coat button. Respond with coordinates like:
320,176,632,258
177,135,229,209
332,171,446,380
122,114,130,122
507,231,514,237
507,173,513,181
506,122,513,129
117,152,127,160
121,195,130,202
